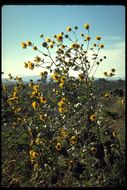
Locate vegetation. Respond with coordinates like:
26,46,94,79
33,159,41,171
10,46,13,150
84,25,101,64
1,23,125,187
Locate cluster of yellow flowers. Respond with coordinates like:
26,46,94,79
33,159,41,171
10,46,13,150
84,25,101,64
52,72,59,82
7,88,19,106
24,61,34,70
57,97,67,113
51,73,67,89
21,41,38,51
30,84,47,110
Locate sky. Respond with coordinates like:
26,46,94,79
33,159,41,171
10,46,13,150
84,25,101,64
2,5,125,79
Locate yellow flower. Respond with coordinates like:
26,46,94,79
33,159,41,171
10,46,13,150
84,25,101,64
112,131,118,138
26,41,32,46
71,43,80,49
49,44,53,48
58,100,65,108
58,107,66,113
32,101,38,110
90,114,97,122
51,40,55,45
28,61,34,70
60,76,66,83
61,97,67,102
57,34,63,42
46,38,51,43
100,44,104,48
17,108,22,113
17,117,22,122
33,85,39,91
121,99,125,104
55,90,59,95
71,43,76,49
52,73,59,82
58,97,67,107
90,147,97,154
35,137,42,145
24,62,28,68
61,44,65,49
104,93,110,98
29,150,38,159
55,143,62,151
78,73,85,80
93,43,96,47
76,44,80,48
70,136,77,144
84,23,90,30
12,122,17,129
21,42,27,49
33,46,38,50
31,91,39,98
96,36,101,40
66,26,72,32
39,114,46,121
13,91,18,97
68,160,75,167
59,83,64,88
85,35,91,41
60,129,68,138
40,96,47,104
34,56,41,63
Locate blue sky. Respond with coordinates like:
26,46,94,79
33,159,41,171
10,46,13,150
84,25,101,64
2,5,125,79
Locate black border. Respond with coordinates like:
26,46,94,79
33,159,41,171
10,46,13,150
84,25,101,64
0,0,126,189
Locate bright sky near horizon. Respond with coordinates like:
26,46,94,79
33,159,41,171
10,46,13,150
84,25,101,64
2,5,125,79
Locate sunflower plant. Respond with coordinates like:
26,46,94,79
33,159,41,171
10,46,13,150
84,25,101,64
1,23,125,187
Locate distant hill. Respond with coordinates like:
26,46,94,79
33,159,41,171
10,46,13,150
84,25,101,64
2,75,125,85
2,75,50,85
